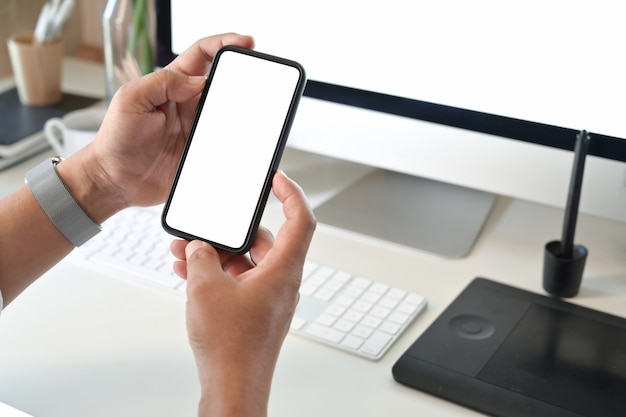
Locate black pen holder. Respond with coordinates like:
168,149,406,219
543,240,588,298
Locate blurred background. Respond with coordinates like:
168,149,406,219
0,0,107,77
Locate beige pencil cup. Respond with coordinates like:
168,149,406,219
7,31,64,106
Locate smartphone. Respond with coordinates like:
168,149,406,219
161,45,306,254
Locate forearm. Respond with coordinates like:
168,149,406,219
0,153,126,307
0,185,74,305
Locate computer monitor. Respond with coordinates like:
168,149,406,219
160,0,626,257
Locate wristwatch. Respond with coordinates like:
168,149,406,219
25,157,101,246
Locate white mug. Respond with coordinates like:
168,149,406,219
44,107,107,157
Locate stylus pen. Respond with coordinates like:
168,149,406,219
560,130,590,258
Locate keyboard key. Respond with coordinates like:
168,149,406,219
378,296,400,309
343,309,364,323
314,288,336,301
387,288,407,299
341,334,365,350
290,316,307,330
305,323,345,344
370,306,391,319
333,319,356,333
370,282,389,294
379,321,401,335
397,301,420,315
352,276,372,288
361,316,382,328
324,305,346,317
352,325,374,339
360,331,392,356
315,314,337,327
388,312,410,325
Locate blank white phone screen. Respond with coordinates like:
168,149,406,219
164,49,302,250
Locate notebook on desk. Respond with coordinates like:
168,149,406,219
0,88,100,169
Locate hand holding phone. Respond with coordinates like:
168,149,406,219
162,46,306,254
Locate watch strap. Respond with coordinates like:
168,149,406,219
26,157,101,246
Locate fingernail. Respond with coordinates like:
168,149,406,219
186,240,206,257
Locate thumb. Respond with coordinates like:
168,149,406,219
185,240,222,279
130,68,206,111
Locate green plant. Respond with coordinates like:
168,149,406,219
128,0,154,75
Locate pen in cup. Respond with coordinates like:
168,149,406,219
34,0,75,43
559,130,590,258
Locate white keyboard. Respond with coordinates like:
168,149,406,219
76,207,185,291
75,207,427,360
292,260,426,360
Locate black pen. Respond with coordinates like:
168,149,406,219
560,130,590,258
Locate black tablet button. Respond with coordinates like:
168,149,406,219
449,315,495,340
461,321,482,334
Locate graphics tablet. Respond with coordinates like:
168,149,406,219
392,277,626,417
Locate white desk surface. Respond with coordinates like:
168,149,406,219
1,59,625,417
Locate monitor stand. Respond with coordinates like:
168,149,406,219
313,169,496,258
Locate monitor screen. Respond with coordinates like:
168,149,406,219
167,0,625,155
162,0,626,236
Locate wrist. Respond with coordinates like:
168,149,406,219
195,357,273,417
55,153,128,225
25,157,102,246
